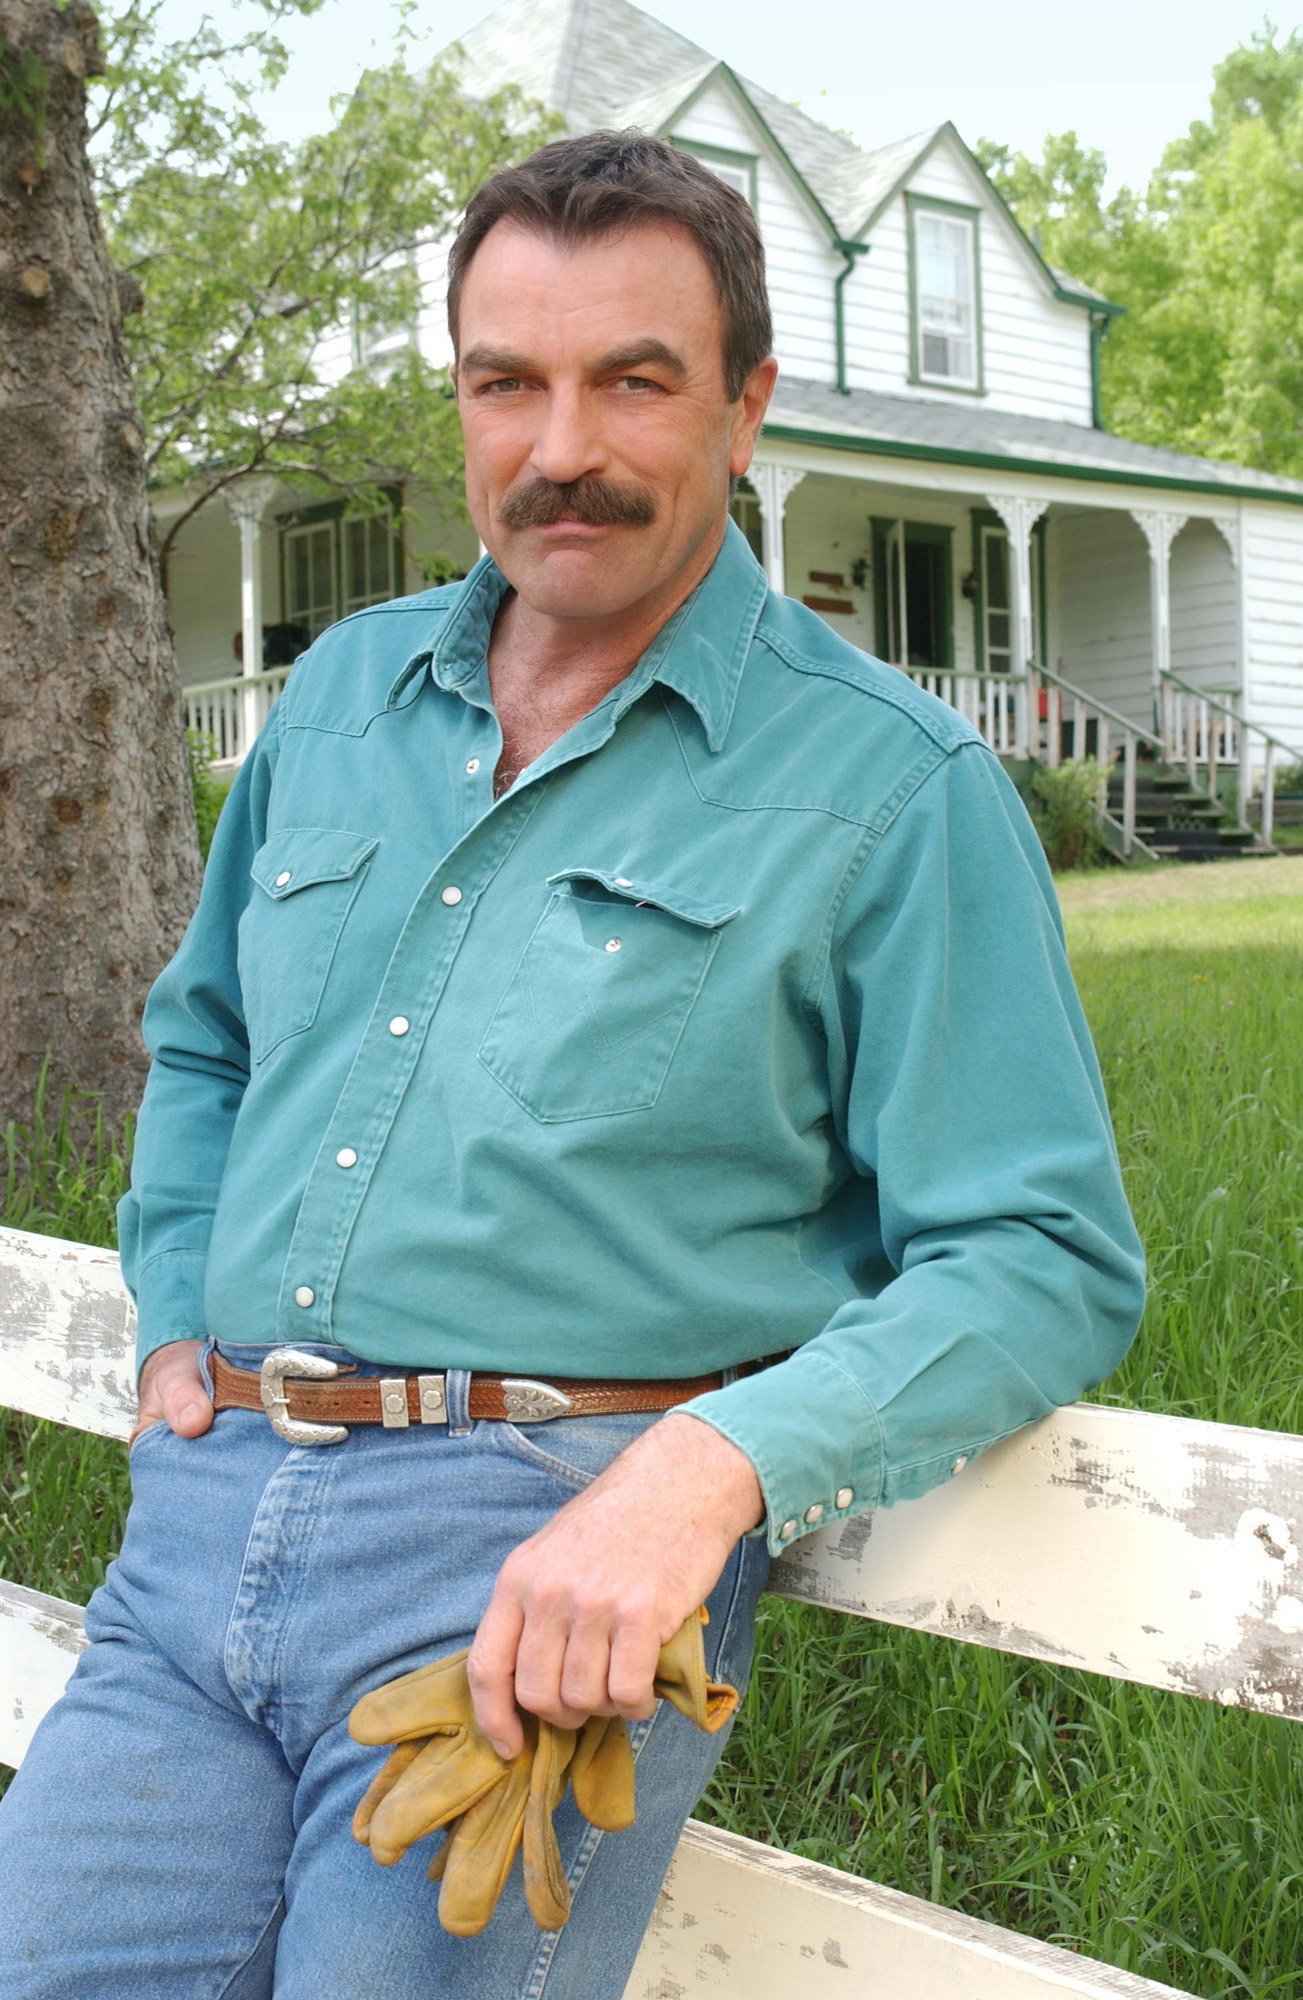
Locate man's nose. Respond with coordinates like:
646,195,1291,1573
527,387,606,486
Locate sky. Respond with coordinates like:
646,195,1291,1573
158,0,1298,193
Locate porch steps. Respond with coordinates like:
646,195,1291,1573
1108,764,1276,863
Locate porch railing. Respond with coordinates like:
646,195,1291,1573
183,666,293,768
903,670,1022,754
905,665,1161,862
1158,670,1301,850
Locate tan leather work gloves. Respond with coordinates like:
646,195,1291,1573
348,1607,738,1936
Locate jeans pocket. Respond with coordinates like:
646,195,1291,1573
488,1407,664,1490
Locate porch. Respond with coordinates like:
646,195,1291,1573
168,452,1299,858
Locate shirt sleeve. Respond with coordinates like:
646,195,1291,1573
115,694,285,1386
679,738,1147,1556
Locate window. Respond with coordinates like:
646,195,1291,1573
729,480,764,563
908,196,983,393
671,138,758,208
971,510,1046,672
350,247,420,370
279,493,403,640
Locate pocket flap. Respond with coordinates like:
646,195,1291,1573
546,868,741,930
251,827,379,900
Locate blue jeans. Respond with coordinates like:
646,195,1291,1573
0,1338,770,1998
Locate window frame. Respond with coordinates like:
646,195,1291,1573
671,137,759,209
906,192,985,397
969,507,1047,673
276,487,406,639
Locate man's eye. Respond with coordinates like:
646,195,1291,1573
615,375,660,392
480,378,522,395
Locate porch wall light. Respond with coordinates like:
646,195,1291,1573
961,571,977,600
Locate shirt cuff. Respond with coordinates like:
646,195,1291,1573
130,1249,210,1384
678,1345,887,1557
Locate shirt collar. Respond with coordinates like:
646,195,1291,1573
385,515,768,752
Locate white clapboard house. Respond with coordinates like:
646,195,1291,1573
165,0,1303,858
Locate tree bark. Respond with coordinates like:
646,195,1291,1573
0,0,201,1141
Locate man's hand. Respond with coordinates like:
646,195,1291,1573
467,1413,764,1760
128,1339,213,1449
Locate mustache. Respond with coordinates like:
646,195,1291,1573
497,474,658,530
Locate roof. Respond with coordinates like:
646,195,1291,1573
453,0,952,244
763,379,1303,503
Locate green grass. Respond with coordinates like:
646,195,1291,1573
3,863,1302,1993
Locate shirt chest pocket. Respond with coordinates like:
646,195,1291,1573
238,827,379,1063
477,868,741,1121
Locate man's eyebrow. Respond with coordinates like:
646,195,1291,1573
458,345,535,377
592,340,687,378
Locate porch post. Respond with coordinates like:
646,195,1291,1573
749,462,805,595
1131,509,1186,731
984,494,1047,757
224,476,279,763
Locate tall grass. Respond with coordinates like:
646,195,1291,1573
3,862,1301,1993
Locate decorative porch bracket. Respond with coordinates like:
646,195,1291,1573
1130,508,1188,723
223,476,281,763
983,494,1048,756
749,462,805,594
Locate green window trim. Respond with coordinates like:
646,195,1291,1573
906,192,986,399
276,487,406,639
869,517,955,670
670,137,759,210
969,507,1047,674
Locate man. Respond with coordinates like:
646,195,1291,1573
0,131,1145,1996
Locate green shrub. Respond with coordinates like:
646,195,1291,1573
1028,757,1109,872
186,728,228,862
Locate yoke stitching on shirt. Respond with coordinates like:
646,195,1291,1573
662,694,883,829
754,627,983,753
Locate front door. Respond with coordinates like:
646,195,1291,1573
872,520,953,670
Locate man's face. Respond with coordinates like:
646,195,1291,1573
453,218,776,625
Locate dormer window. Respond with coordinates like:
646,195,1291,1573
671,137,757,207
907,194,983,394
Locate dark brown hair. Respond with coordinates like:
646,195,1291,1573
446,130,773,400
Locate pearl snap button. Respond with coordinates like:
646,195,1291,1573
835,1486,854,1509
952,1455,969,1476
803,1502,824,1524
274,870,292,888
294,1285,315,1308
779,1519,797,1540
615,877,633,887
388,1016,410,1036
335,1147,358,1168
465,758,480,774
441,885,463,906
605,938,622,952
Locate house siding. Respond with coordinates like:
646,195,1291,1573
670,86,840,384
1169,519,1239,696
1051,505,1153,729
842,136,1094,426
1243,505,1303,755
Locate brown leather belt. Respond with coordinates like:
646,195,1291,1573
211,1347,740,1447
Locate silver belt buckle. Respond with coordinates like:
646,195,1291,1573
501,1378,573,1423
259,1348,348,1445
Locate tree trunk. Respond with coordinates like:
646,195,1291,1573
0,0,201,1143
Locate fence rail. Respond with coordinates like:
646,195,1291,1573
184,666,292,767
1158,671,1302,850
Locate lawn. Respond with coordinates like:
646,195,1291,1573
3,858,1301,1995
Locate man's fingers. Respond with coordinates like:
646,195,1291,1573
606,1620,660,1721
467,1596,527,1760
513,1617,592,1732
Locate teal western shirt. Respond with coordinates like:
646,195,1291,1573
117,519,1145,1554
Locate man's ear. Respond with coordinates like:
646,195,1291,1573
729,356,780,478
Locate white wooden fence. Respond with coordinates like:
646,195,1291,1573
184,666,292,768
2,1223,1300,1997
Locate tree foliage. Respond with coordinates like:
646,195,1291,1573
978,26,1303,477
89,0,557,565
